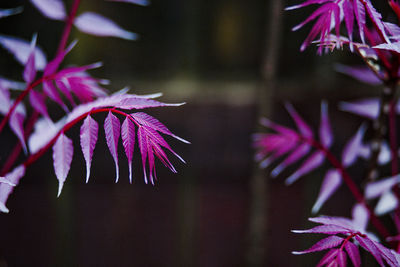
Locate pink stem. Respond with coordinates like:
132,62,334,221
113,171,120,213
56,0,81,55
305,137,391,239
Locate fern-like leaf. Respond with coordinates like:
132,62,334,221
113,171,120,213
104,111,121,182
53,133,73,197
80,115,99,183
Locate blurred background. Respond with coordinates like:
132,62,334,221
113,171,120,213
0,0,389,266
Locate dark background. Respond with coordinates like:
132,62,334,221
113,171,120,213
0,0,390,266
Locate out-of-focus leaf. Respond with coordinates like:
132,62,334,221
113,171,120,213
312,169,342,214
30,0,66,20
285,151,325,185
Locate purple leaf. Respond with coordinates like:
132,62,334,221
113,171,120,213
117,96,185,110
374,242,398,267
339,98,379,119
104,112,121,182
291,3,334,32
375,191,398,216
312,169,342,214
29,90,49,119
353,0,366,43
9,111,27,153
74,12,137,40
336,250,347,267
292,236,343,255
0,177,15,186
292,224,349,235
285,0,330,11
53,133,73,197
335,64,382,85
285,151,325,185
0,35,47,70
137,126,149,184
344,242,361,267
316,249,339,267
55,79,76,106
342,124,367,167
374,42,400,53
309,216,354,229
23,34,37,84
0,86,11,115
352,204,369,232
343,0,354,47
80,115,98,183
271,143,311,177
0,165,25,213
365,175,400,199
285,102,313,138
106,0,149,6
121,117,135,183
364,1,390,43
355,236,384,267
319,101,333,148
0,7,23,19
0,77,25,90
131,112,189,143
30,0,66,20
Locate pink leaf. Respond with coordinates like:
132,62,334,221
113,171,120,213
343,0,354,45
285,151,325,185
9,111,27,153
53,133,73,197
121,117,135,183
29,90,49,119
353,0,366,43
364,1,390,43
138,126,149,184
23,34,37,84
319,101,333,148
80,115,98,183
55,78,76,106
30,0,66,20
309,216,354,229
344,242,361,267
292,236,343,255
74,12,137,40
291,3,335,32
374,42,400,53
355,236,384,266
104,112,121,182
312,169,342,213
131,112,189,143
117,96,185,110
292,224,349,235
106,0,149,6
317,249,340,267
373,242,398,267
271,143,311,177
285,0,330,11
342,124,367,167
0,177,15,186
0,35,47,70
336,250,347,267
44,40,76,76
0,165,25,213
43,80,68,111
285,102,313,138
365,175,400,199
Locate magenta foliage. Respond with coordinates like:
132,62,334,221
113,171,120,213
0,0,188,213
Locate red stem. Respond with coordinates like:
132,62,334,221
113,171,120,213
56,0,81,55
305,137,391,239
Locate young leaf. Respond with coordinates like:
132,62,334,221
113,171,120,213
74,12,137,40
292,224,349,235
336,250,347,267
104,111,121,182
121,117,135,183
292,236,343,255
30,0,66,20
312,169,342,214
53,133,73,197
0,165,25,213
285,151,325,185
285,102,313,138
355,236,385,266
353,0,366,43
43,80,68,111
271,143,311,177
316,249,339,267
80,115,99,183
0,35,47,70
339,98,379,119
138,126,149,184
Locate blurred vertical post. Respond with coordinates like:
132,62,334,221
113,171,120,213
246,0,283,265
